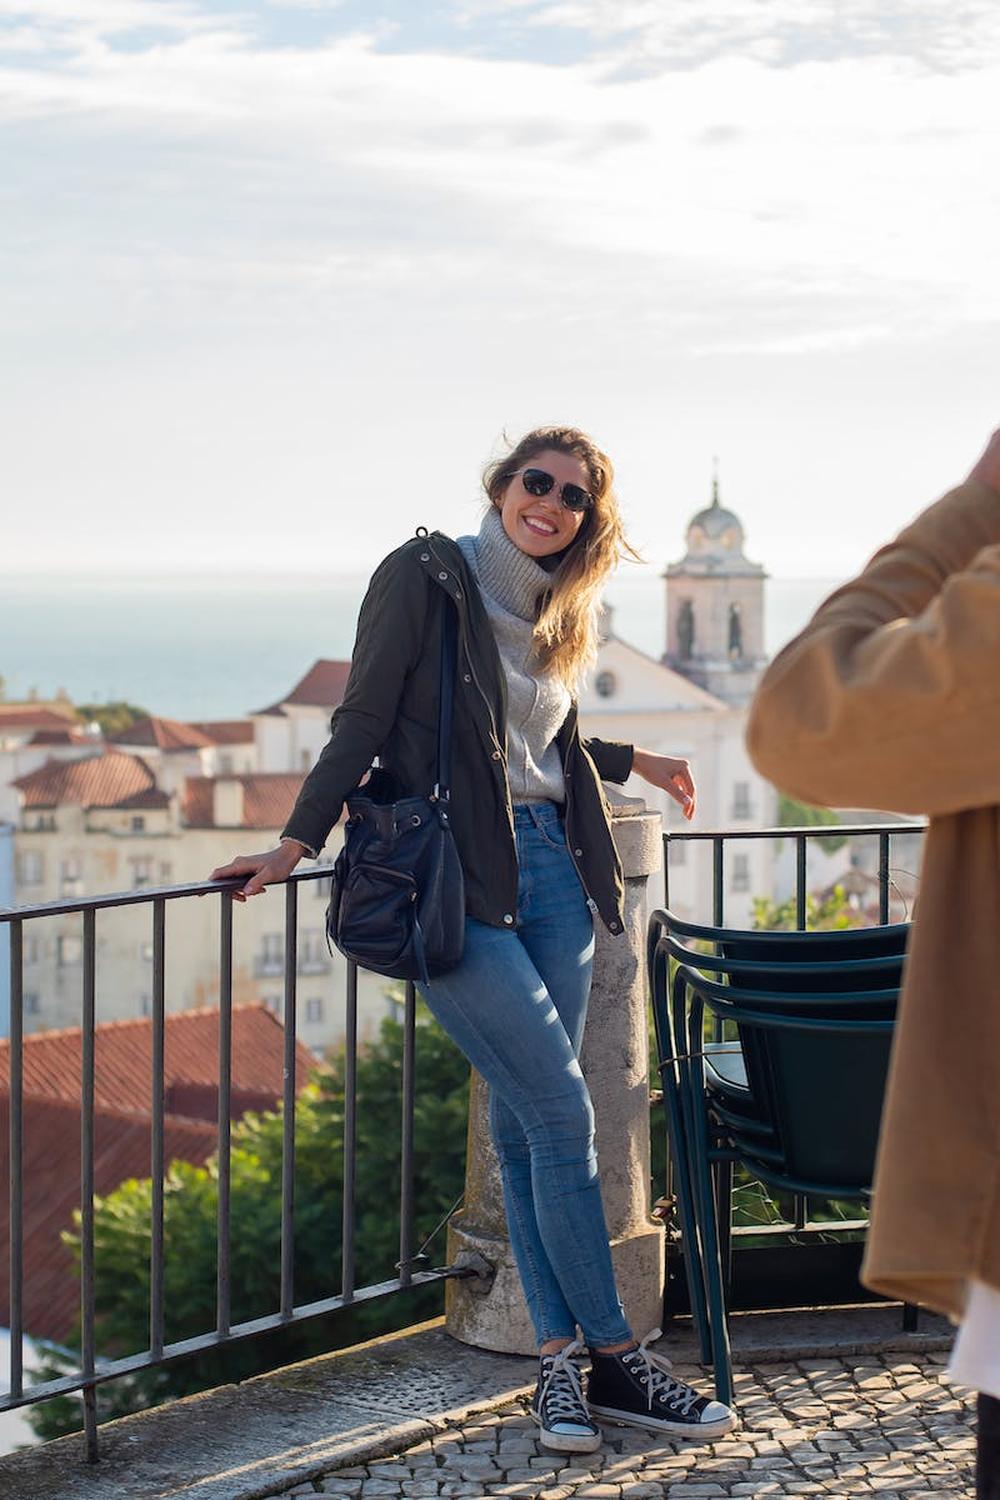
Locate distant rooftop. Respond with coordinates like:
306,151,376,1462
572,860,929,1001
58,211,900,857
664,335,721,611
12,750,169,811
253,659,351,716
183,772,303,830
110,715,215,752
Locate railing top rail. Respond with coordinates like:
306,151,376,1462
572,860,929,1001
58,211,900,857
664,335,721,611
0,866,332,924
663,820,926,842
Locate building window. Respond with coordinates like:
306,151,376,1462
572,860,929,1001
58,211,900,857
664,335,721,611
130,816,146,833
256,933,284,977
595,670,617,699
17,851,44,886
668,839,688,868
298,929,329,974
139,994,152,1017
25,934,42,965
159,861,173,885
57,934,83,967
305,997,324,1024
218,752,234,774
300,749,312,771
139,941,154,962
131,857,154,889
263,995,281,1014
24,993,41,1016
731,853,751,893
732,782,752,820
314,873,332,900
60,857,84,898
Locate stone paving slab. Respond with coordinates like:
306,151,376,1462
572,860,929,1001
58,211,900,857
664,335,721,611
259,1352,976,1500
0,1310,967,1500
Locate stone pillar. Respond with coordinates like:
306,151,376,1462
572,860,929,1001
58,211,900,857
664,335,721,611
445,799,665,1353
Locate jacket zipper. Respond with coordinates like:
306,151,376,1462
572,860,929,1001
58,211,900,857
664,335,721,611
427,539,515,836
561,740,600,916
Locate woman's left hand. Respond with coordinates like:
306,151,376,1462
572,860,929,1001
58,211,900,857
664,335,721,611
630,748,696,821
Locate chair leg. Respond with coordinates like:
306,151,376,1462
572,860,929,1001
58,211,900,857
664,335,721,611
661,1075,712,1362
714,1154,735,1308
688,1079,734,1406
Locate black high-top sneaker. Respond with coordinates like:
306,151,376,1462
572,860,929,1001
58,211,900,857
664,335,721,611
531,1339,602,1453
587,1329,737,1439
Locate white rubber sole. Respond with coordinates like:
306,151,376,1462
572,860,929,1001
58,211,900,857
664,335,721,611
588,1402,739,1440
530,1408,603,1452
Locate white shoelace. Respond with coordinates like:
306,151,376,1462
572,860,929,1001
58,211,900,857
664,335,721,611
539,1339,590,1426
622,1328,701,1417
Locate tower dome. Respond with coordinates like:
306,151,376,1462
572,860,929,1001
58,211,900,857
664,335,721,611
669,475,762,578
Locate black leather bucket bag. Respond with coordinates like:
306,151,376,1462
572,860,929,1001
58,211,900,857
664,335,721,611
326,601,465,985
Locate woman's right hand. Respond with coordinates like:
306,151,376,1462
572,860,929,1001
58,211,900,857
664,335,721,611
209,841,306,902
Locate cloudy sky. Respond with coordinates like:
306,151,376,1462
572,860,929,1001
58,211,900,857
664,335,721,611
3,0,999,581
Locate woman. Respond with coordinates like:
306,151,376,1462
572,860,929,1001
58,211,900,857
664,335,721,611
212,427,737,1453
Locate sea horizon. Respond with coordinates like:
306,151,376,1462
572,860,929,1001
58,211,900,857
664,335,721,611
1,571,841,723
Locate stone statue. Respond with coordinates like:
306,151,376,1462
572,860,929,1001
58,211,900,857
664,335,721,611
678,599,695,659
728,602,743,659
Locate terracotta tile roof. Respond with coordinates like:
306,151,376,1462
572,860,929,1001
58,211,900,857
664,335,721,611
0,1004,314,1116
252,659,351,715
11,751,166,811
27,726,95,747
188,720,255,746
0,1005,316,1342
0,1092,218,1342
182,774,303,830
0,707,77,732
109,716,215,752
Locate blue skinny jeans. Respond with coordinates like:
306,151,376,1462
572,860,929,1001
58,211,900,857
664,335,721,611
418,800,633,1348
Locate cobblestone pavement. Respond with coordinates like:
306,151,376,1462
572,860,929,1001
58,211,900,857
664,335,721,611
267,1352,976,1500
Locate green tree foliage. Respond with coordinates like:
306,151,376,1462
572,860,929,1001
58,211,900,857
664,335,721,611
776,794,846,854
29,1002,469,1441
75,701,149,736
751,883,860,933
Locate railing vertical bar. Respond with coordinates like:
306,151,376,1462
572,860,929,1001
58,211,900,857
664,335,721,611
398,979,416,1287
663,833,670,907
8,919,24,1400
216,893,233,1339
341,962,358,1302
878,833,891,925
150,898,166,1359
712,837,724,926
81,908,99,1462
280,881,298,1320
796,837,807,930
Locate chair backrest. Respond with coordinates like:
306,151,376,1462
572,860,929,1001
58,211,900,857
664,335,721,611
728,1005,894,1190
652,910,909,1196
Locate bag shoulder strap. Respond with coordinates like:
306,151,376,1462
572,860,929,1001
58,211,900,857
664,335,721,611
434,596,458,802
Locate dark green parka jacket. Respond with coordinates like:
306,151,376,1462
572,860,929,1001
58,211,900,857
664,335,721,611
281,531,633,935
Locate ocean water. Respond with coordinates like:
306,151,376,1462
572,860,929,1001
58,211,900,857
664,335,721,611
0,572,840,722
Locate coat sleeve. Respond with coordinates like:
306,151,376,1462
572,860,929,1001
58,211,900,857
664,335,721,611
281,547,430,853
582,737,634,784
746,478,1000,817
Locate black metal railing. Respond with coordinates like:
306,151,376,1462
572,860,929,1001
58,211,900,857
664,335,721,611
658,819,925,1308
1,870,467,1463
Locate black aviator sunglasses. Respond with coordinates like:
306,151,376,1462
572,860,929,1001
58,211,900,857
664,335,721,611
503,467,595,513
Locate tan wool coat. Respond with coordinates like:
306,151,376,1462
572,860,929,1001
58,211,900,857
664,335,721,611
745,476,1000,1319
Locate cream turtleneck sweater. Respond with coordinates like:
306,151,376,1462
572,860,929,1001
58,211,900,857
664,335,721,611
457,507,571,805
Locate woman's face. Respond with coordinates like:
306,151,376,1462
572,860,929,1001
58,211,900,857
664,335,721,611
496,447,591,560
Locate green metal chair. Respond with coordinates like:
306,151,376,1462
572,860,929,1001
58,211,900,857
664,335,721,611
648,910,909,1405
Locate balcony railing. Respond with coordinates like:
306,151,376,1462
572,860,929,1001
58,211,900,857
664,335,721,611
1,870,469,1464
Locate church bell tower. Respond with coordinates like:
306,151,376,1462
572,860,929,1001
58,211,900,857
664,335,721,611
664,472,767,707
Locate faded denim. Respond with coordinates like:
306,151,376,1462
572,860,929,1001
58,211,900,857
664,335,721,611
418,801,632,1348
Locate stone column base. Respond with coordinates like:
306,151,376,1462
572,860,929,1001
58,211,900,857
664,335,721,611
445,1214,665,1355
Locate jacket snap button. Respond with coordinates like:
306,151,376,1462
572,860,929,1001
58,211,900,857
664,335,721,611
438,571,449,581
502,914,514,925
420,553,430,562
574,847,583,857
491,750,502,760
463,673,472,683
611,921,621,932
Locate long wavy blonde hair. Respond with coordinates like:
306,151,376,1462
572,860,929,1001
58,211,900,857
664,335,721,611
482,426,639,688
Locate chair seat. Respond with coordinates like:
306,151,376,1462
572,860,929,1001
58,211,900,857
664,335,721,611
704,1042,747,1092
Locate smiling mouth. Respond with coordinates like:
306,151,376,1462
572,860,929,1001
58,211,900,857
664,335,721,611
522,514,558,537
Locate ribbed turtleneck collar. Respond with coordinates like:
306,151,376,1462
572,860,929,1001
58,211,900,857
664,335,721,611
463,505,552,622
